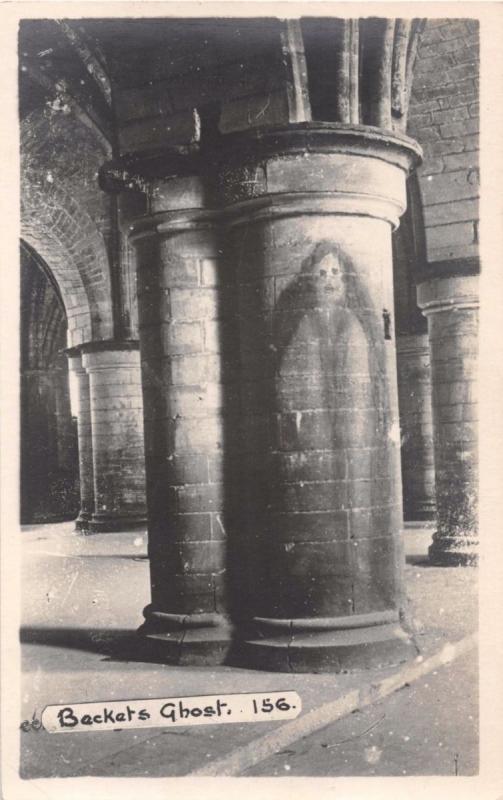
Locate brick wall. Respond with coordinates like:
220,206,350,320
408,18,479,264
21,106,115,345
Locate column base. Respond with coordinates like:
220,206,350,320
88,512,147,533
75,511,92,532
405,500,436,523
428,534,478,566
138,607,233,666
228,612,418,673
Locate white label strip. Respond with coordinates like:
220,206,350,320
41,691,302,734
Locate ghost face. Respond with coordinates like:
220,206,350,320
315,251,345,301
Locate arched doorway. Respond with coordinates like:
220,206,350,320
20,241,79,523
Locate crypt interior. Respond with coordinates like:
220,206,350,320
19,16,479,672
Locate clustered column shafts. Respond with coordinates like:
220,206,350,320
119,121,422,670
327,17,424,130
99,16,474,671
333,19,360,124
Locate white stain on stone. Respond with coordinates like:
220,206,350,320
364,745,382,764
440,643,456,663
388,421,401,445
213,515,226,537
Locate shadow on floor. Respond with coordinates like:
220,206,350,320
19,626,169,665
405,554,435,566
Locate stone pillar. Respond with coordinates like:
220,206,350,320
130,175,233,664
81,342,147,532
67,350,94,530
396,334,436,521
52,358,77,473
417,274,479,565
218,124,420,671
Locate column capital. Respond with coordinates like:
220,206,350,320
417,273,479,315
219,121,422,167
115,169,217,242
78,339,140,354
99,146,201,193
82,347,141,374
217,123,421,229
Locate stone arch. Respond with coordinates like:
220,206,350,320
20,243,79,523
20,106,115,346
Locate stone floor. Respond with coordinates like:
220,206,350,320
16,521,478,781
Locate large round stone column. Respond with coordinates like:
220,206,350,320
81,341,147,532
218,124,420,672
396,334,436,521
130,174,234,664
417,274,479,565
67,349,95,530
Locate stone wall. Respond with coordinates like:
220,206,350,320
408,18,479,264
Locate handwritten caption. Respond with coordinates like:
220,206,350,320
38,691,302,734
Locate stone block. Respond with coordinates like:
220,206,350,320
426,222,476,256
421,170,479,206
164,383,226,417
268,480,348,512
423,199,478,227
349,504,402,539
152,573,217,615
219,89,289,134
159,252,200,288
269,451,347,482
273,574,356,617
162,322,204,355
166,454,210,485
114,83,173,122
170,288,220,321
150,513,212,542
176,483,224,514
167,353,222,386
267,510,348,542
168,415,224,453
118,109,199,155
269,539,352,577
443,150,479,171
439,117,479,139
154,541,225,574
150,176,207,214
276,410,377,451
200,258,220,286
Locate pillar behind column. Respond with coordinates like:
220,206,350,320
396,334,436,521
417,274,479,565
67,349,94,531
52,356,78,473
130,174,234,664
219,124,420,672
82,342,147,532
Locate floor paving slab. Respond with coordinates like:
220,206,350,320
18,523,478,779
